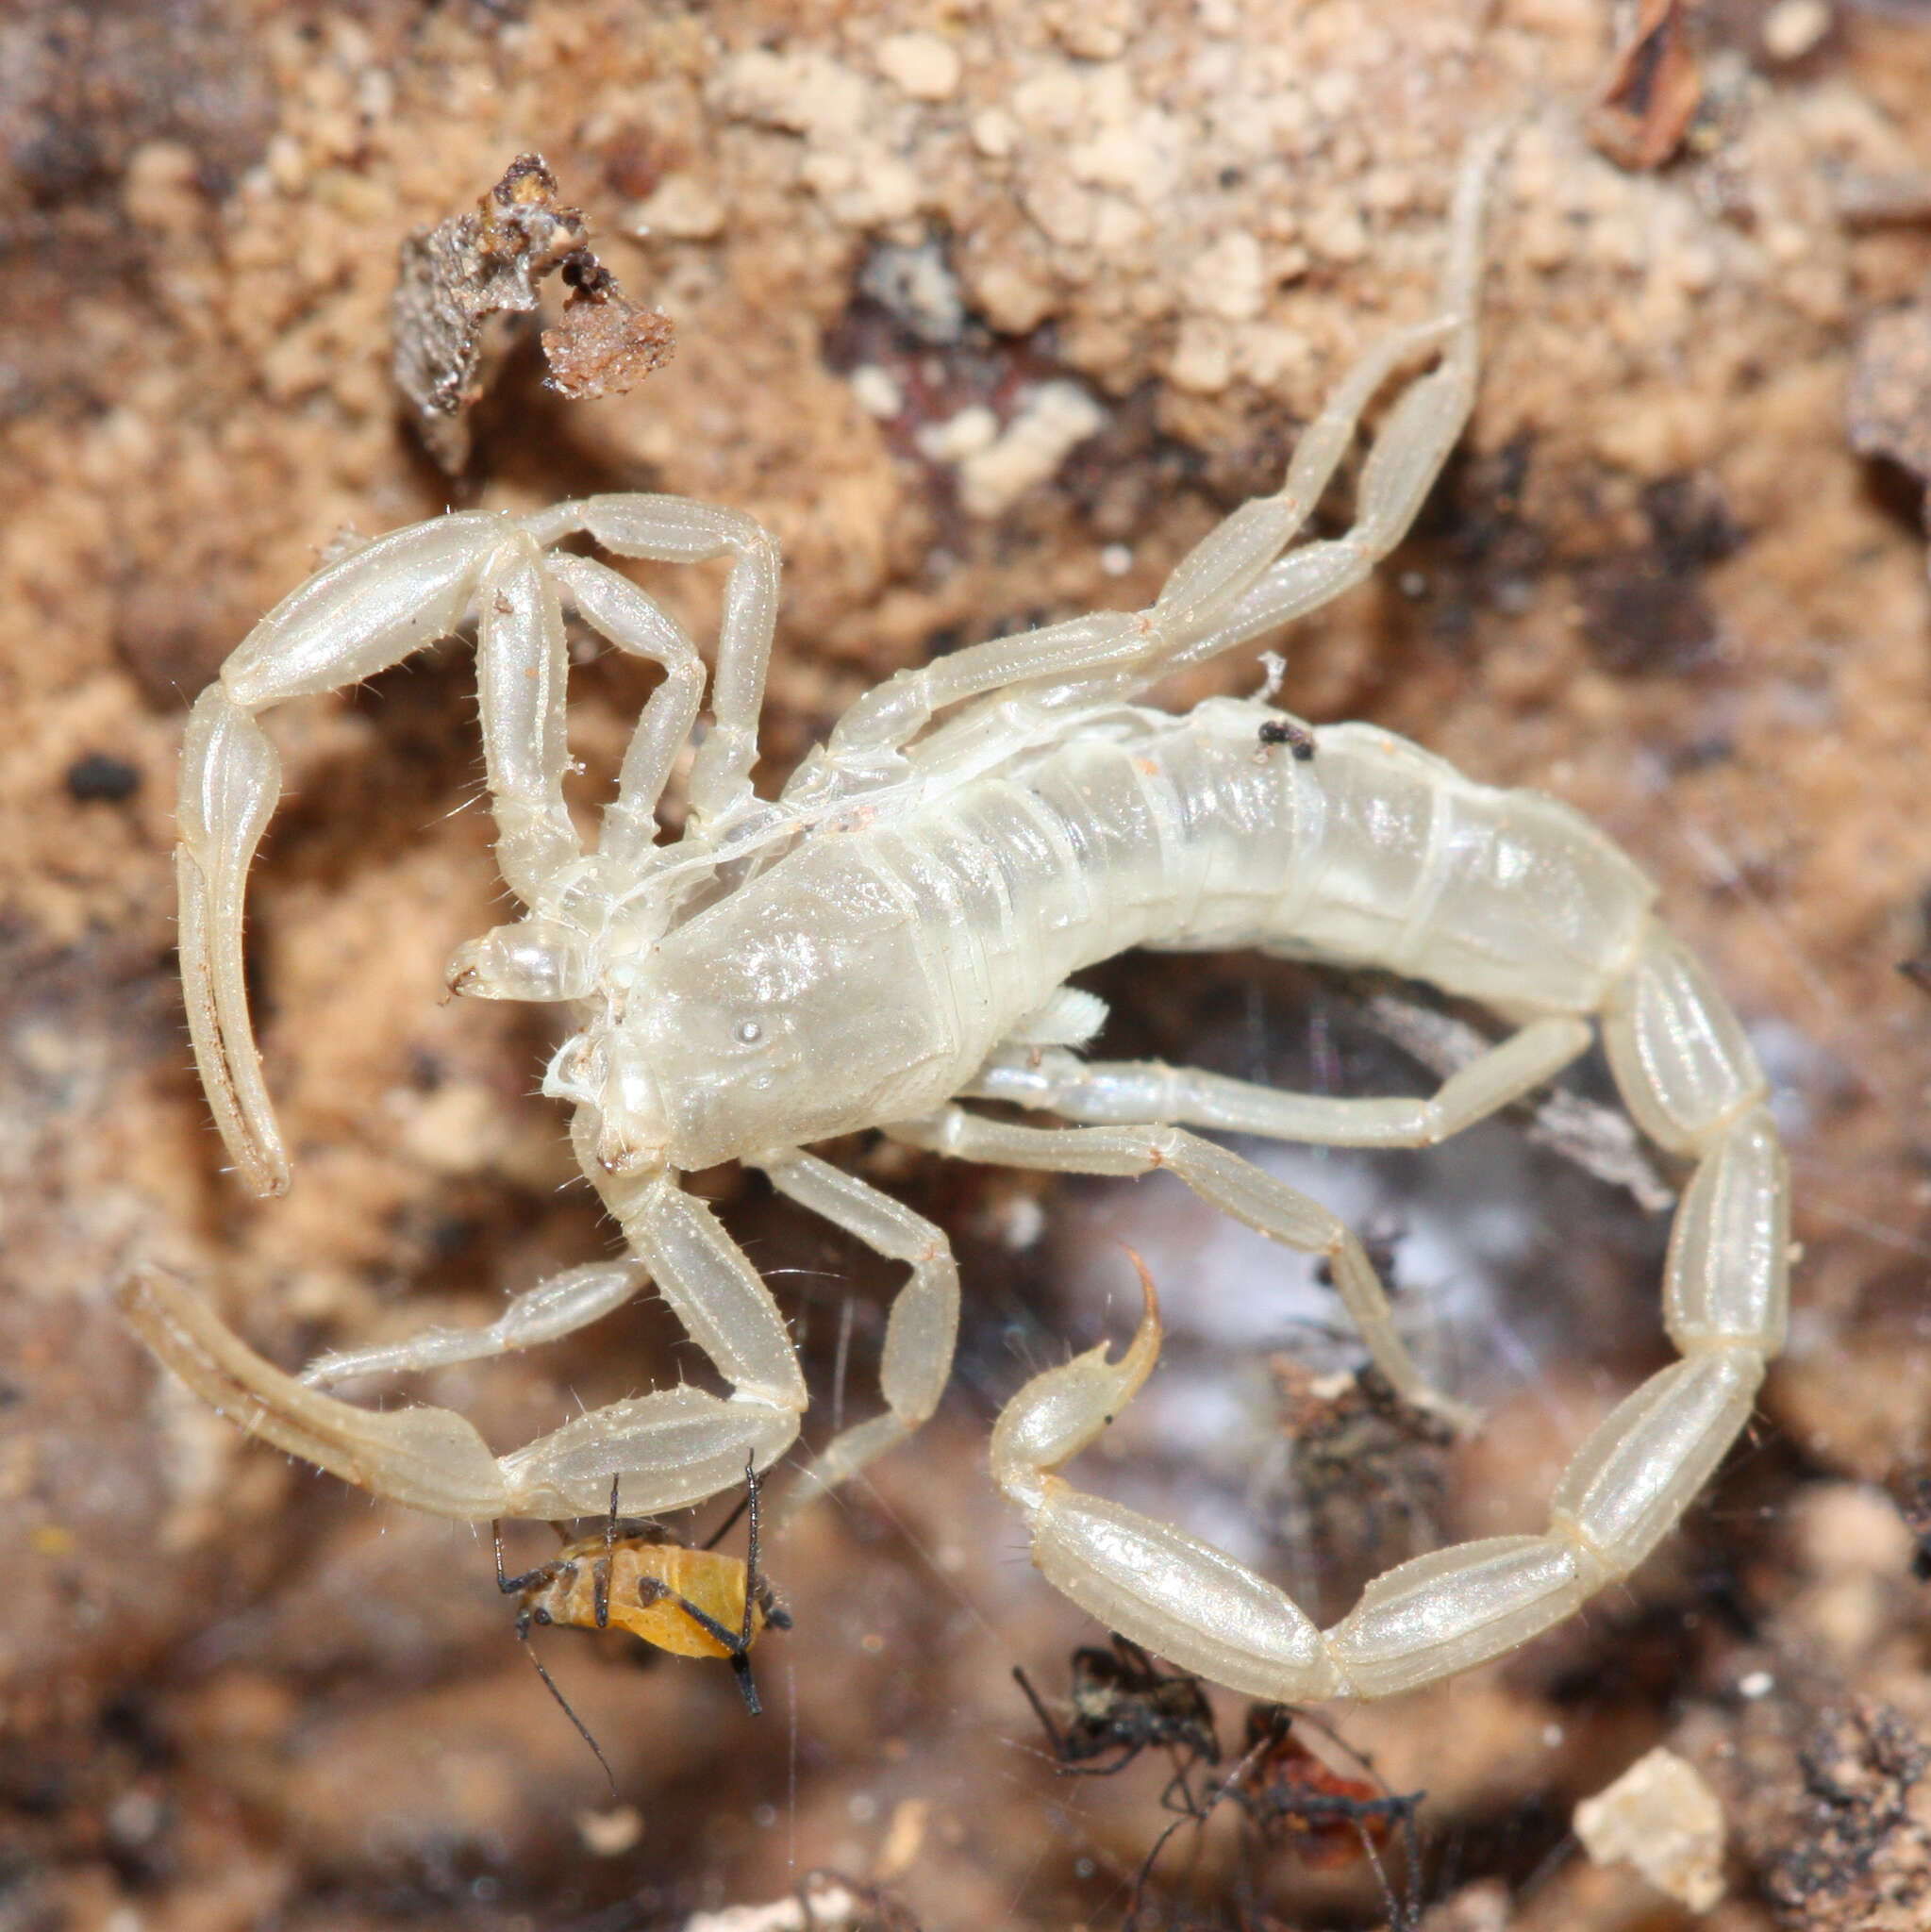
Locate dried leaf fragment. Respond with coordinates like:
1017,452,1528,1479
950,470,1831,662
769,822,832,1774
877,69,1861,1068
392,154,675,470
1590,0,1703,172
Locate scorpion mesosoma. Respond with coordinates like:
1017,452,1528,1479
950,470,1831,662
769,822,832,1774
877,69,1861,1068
121,135,1789,1703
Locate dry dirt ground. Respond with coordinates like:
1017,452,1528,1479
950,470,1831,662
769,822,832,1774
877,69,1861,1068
7,2,1931,1928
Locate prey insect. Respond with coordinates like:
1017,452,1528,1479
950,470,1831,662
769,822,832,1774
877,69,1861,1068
121,126,1789,1705
1014,1632,1222,1813
498,1459,790,1787
1128,1703,1427,1931
1221,1703,1423,1873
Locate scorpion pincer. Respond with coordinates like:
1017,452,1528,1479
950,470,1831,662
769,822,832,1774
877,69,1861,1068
122,130,1787,1702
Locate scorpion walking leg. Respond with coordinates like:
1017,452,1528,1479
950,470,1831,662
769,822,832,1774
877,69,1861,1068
964,1015,1591,1149
499,1169,809,1519
890,1111,1476,1431
524,494,781,838
818,131,1504,773
1157,131,1503,678
118,1268,514,1518
545,556,704,867
750,1150,961,1519
447,553,706,1000
118,1267,805,1524
180,513,660,1188
177,684,291,1196
1145,130,1495,679
473,530,586,909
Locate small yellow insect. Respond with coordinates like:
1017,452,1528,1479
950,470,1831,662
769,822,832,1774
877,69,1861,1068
495,1464,790,1782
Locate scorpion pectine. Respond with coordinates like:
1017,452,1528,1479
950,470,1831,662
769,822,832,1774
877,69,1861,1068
121,131,1790,1703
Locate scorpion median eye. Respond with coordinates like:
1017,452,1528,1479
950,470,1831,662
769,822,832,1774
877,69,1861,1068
735,1019,763,1045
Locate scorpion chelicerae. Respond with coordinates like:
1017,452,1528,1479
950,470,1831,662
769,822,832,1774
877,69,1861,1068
122,134,1788,1702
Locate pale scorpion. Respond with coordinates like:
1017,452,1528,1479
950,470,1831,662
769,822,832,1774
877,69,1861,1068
121,135,1789,1703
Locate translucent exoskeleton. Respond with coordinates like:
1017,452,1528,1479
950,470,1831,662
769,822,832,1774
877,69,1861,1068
121,130,1789,1701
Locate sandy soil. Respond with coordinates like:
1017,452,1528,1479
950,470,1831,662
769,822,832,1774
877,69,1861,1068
6,2,1931,1927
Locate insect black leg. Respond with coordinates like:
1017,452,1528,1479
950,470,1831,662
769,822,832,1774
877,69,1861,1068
729,1652,763,1717
1157,1754,1212,1818
652,1459,784,1716
739,1455,763,1658
726,1460,770,1714
656,1586,765,1710
494,1521,566,1596
593,1474,620,1630
1058,1748,1140,1780
1012,1665,1070,1761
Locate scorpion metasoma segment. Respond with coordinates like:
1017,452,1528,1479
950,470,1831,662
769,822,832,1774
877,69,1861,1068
122,132,1789,1701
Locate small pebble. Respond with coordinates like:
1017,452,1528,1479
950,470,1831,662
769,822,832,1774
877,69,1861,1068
1762,0,1831,61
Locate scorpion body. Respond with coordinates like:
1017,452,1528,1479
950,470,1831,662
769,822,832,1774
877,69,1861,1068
121,134,1789,1704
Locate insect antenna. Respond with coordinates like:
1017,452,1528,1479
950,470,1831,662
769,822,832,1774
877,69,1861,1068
494,1517,619,1798
701,1482,753,1552
520,1618,619,1799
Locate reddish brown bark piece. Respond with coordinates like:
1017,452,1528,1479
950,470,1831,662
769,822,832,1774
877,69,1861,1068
1590,0,1702,172
541,252,676,403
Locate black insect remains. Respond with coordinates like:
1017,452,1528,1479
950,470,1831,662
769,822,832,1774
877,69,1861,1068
1257,716,1316,760
1014,1633,1222,1812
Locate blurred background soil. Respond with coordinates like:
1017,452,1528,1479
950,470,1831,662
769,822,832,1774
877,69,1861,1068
7,1,1931,1927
